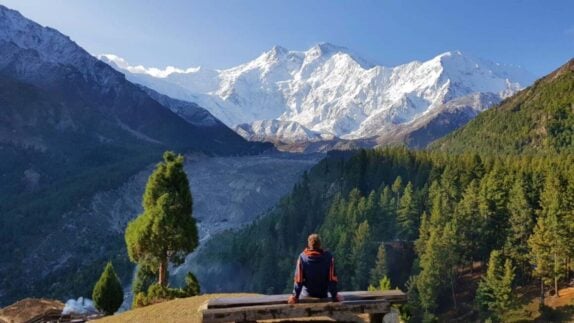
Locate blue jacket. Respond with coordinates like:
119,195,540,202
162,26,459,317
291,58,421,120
292,248,338,300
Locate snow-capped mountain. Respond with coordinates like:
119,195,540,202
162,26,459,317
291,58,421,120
101,43,534,144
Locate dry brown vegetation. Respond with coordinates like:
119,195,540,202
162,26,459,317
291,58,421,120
0,298,64,323
93,293,258,323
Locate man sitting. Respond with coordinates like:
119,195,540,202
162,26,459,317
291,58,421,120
288,234,343,304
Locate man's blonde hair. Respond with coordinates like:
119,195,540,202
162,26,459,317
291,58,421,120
308,233,321,249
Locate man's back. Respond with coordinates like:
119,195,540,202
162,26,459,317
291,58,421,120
297,248,335,298
290,234,339,304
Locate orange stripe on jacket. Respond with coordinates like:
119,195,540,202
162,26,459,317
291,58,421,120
329,257,338,282
294,257,304,284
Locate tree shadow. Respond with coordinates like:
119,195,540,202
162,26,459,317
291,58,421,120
533,304,574,322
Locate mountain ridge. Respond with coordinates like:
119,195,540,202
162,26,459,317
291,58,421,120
0,4,269,306
101,45,534,146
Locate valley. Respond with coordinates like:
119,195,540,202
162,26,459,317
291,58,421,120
0,151,318,306
0,2,573,322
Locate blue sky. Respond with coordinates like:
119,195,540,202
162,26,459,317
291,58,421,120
1,0,573,76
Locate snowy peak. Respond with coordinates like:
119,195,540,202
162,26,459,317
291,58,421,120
310,42,346,54
304,42,350,61
102,43,534,141
430,50,533,98
0,5,241,134
260,45,290,61
0,5,88,67
101,42,372,81
303,42,373,68
0,5,126,89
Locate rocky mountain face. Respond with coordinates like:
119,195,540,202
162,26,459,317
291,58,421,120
0,5,269,305
8,153,318,306
0,5,265,154
101,44,534,147
376,92,502,148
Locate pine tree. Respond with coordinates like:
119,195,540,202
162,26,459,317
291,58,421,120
183,272,201,296
335,231,353,289
505,176,534,281
391,176,403,204
365,191,378,232
453,180,483,270
92,262,124,315
125,151,199,287
535,171,567,297
477,251,500,319
397,182,419,240
499,259,516,315
416,227,444,317
428,181,449,228
368,276,391,291
351,220,372,290
476,250,516,322
478,166,511,257
442,221,460,310
440,165,461,210
391,176,403,197
415,212,430,256
461,153,485,185
369,243,388,286
378,186,396,240
417,218,461,318
528,210,554,305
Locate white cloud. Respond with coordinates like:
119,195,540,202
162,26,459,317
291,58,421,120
97,54,201,78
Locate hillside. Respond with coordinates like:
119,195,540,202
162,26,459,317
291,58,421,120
190,147,574,320
432,59,574,154
93,294,258,323
0,5,269,306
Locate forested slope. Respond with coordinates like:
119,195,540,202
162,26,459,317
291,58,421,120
197,147,574,320
432,59,574,154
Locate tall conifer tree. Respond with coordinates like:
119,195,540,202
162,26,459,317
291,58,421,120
505,176,534,281
351,221,373,290
125,152,199,287
397,182,419,240
369,242,388,286
476,250,516,322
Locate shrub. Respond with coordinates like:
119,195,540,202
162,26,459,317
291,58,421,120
92,262,124,315
132,284,187,308
183,272,201,296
